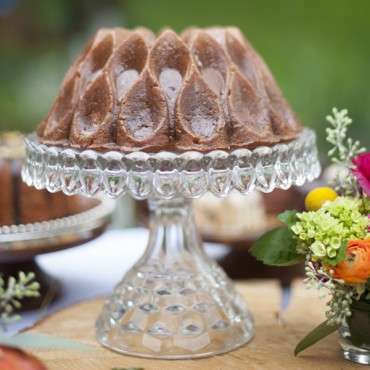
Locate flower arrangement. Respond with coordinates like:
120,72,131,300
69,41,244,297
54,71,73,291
251,108,370,356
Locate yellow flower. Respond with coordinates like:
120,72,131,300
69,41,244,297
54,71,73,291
304,187,338,211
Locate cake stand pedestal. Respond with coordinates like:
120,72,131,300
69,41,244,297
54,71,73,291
23,129,320,359
0,198,115,310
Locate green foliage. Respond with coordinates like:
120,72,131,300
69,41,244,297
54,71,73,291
326,108,365,195
277,210,298,227
294,320,339,356
0,272,40,328
250,227,304,266
326,108,365,164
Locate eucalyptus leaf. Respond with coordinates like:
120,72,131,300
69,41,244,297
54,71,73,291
294,320,339,356
250,227,304,266
0,332,93,351
278,210,298,227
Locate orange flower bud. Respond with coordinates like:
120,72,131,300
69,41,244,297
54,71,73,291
333,240,370,284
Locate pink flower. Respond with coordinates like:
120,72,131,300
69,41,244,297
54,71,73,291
353,152,370,197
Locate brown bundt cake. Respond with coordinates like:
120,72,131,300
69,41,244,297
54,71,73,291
37,26,302,153
0,132,98,226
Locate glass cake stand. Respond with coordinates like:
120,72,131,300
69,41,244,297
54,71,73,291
22,129,321,359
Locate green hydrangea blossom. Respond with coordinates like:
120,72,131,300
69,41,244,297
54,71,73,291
291,197,370,260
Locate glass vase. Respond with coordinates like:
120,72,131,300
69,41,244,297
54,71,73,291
339,301,370,365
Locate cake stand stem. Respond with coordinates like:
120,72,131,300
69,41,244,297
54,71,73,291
142,198,208,272
96,197,254,359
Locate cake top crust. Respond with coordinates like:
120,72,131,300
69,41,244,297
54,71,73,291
37,26,302,153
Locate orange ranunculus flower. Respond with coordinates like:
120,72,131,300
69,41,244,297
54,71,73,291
333,240,370,283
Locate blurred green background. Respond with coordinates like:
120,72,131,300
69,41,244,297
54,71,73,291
1,0,369,153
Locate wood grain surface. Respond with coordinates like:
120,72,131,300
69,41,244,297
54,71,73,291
26,281,362,370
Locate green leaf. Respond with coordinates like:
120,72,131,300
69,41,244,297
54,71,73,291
294,320,339,356
250,227,304,266
278,210,298,227
322,243,347,266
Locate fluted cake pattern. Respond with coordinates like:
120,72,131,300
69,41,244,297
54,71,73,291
37,27,302,153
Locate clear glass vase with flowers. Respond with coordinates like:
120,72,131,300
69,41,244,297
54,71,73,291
251,108,370,365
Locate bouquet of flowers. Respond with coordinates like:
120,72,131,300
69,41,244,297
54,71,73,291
251,108,370,358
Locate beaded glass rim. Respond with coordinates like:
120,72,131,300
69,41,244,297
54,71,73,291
22,129,321,200
0,197,115,241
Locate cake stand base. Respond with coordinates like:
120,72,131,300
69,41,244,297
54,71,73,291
96,198,254,359
0,259,59,311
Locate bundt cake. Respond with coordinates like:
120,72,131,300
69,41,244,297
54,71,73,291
0,132,98,226
37,26,302,153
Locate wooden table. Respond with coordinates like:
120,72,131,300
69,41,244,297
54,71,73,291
26,280,362,370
